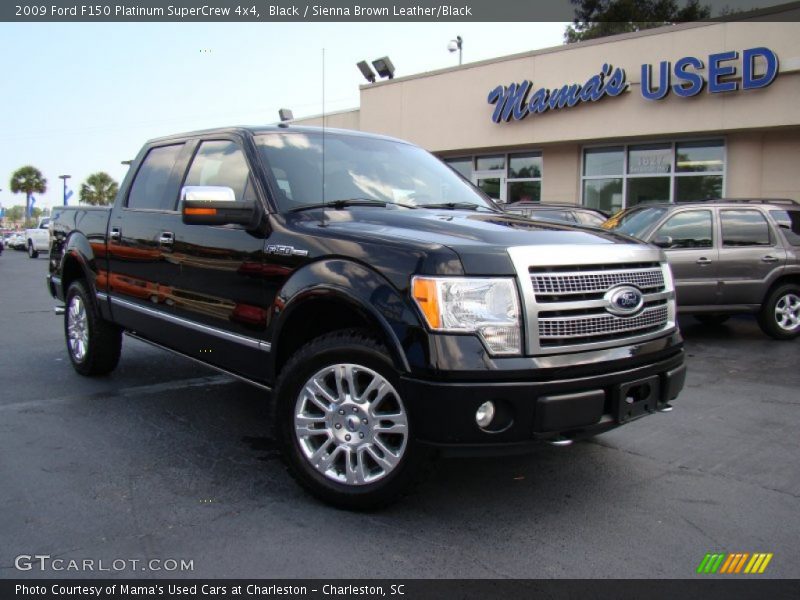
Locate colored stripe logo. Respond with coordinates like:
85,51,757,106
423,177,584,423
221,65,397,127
697,552,773,574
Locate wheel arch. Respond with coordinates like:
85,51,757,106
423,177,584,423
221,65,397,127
58,232,102,303
762,271,800,305
270,287,411,384
268,258,423,384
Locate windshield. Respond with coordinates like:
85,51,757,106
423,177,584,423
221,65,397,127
255,132,495,212
605,207,669,239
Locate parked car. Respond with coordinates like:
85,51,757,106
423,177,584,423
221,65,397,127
504,202,609,226
7,233,25,250
48,125,685,508
25,217,50,258
603,199,800,339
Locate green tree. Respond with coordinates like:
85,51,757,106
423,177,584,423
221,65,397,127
9,165,47,224
5,205,25,223
565,0,711,43
79,172,119,206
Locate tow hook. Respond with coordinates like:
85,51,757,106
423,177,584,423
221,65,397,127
54,306,65,315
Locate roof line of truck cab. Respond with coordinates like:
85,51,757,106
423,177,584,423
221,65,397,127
145,124,413,147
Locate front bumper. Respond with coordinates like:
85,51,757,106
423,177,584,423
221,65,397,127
401,345,685,456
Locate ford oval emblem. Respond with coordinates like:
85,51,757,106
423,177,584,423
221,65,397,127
604,285,644,316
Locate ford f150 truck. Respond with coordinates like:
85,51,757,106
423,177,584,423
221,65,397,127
48,126,686,508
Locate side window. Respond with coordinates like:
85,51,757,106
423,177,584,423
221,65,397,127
721,210,772,247
184,140,255,203
127,144,184,210
534,210,575,222
576,212,606,226
770,210,800,246
654,210,713,249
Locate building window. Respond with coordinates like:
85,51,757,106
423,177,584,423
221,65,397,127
475,155,506,171
581,140,724,212
507,152,542,203
582,147,624,214
675,140,724,202
444,151,542,204
444,157,472,180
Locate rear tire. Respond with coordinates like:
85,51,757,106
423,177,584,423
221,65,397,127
694,314,730,326
274,329,425,510
28,241,39,259
758,284,800,340
65,280,122,375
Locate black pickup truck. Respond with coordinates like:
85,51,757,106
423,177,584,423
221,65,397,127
49,126,686,508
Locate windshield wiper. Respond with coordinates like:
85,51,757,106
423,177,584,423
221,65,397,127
290,198,419,212
289,199,388,212
419,202,483,211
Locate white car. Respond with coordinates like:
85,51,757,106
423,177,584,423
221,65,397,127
7,233,25,250
24,218,50,258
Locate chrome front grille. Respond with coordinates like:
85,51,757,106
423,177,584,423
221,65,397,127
507,246,677,356
538,304,669,346
531,267,664,299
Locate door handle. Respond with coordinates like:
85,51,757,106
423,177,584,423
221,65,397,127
110,227,121,242
761,255,780,263
159,232,174,246
695,257,712,265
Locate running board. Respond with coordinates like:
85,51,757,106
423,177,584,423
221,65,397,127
123,331,272,393
54,306,65,315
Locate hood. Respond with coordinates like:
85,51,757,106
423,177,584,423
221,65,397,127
289,207,642,275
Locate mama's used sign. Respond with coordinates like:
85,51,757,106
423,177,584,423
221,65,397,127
488,47,778,123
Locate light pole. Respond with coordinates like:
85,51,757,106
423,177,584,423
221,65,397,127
59,174,71,206
448,35,463,66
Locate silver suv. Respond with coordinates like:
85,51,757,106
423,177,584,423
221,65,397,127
604,199,800,340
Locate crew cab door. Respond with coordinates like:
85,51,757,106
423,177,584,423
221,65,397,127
106,142,191,340
717,208,787,306
168,137,270,378
650,208,719,307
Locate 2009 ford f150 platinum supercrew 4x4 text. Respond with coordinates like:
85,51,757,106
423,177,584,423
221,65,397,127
48,126,686,508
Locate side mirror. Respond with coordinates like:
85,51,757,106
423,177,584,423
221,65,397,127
652,235,674,248
181,186,256,227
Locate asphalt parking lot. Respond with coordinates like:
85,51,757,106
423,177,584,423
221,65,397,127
1,248,799,579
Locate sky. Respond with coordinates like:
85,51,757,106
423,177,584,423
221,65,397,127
0,21,568,210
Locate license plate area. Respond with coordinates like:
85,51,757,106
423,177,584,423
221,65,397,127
614,375,659,424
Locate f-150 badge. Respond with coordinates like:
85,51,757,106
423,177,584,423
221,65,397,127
266,244,308,257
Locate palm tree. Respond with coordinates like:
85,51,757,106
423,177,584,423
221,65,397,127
10,166,47,224
79,172,119,206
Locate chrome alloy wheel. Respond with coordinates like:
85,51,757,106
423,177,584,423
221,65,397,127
294,364,408,486
775,292,800,332
67,295,89,361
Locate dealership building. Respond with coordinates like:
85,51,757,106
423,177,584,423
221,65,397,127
295,12,800,213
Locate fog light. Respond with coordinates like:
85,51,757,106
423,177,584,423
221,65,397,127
475,401,496,429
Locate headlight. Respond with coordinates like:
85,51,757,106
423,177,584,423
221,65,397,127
411,276,521,356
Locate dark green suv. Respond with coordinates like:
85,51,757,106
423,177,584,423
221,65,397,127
604,199,800,340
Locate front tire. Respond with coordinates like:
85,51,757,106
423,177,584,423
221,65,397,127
65,280,123,375
758,284,800,340
28,241,39,258
274,329,423,510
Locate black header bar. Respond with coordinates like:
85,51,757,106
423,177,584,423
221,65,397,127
3,579,800,600
1,0,797,23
